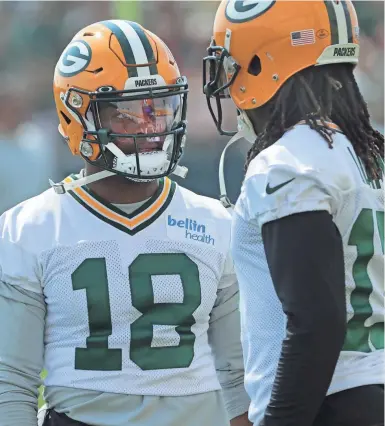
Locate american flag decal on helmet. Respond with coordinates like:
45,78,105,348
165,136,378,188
290,29,316,46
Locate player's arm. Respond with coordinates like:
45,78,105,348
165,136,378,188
260,210,346,426
0,212,46,426
0,280,45,426
208,267,251,425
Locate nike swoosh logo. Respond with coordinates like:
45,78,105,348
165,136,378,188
266,178,295,194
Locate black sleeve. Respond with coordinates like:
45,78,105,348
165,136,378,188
260,210,347,426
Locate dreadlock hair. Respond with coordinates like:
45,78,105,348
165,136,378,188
245,63,384,181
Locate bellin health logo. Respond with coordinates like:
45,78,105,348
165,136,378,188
167,215,215,245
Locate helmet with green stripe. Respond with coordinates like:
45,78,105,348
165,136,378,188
203,0,359,136
53,20,188,192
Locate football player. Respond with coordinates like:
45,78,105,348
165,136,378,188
0,20,251,426
203,1,384,425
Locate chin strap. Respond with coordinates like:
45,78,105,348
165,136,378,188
218,135,239,209
219,111,257,209
49,165,188,195
173,165,189,178
49,170,115,194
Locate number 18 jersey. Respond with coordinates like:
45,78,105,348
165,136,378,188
0,176,235,396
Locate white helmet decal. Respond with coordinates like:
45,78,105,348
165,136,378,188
225,0,275,23
57,40,91,77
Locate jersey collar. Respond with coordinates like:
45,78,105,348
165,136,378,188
65,174,176,235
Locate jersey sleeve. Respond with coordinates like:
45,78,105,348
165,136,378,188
215,204,238,290
218,251,237,290
208,282,250,420
0,209,42,294
0,280,45,426
237,134,346,228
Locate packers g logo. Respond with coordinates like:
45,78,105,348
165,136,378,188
225,0,276,23
57,40,91,77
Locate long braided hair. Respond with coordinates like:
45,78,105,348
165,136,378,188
245,63,384,180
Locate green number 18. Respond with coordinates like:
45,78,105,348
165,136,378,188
72,253,201,371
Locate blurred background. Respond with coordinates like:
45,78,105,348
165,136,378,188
0,1,383,214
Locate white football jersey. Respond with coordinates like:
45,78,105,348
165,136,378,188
232,123,384,424
0,176,235,397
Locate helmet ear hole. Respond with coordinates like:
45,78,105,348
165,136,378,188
248,55,262,76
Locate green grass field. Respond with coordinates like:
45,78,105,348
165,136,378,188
38,370,47,409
